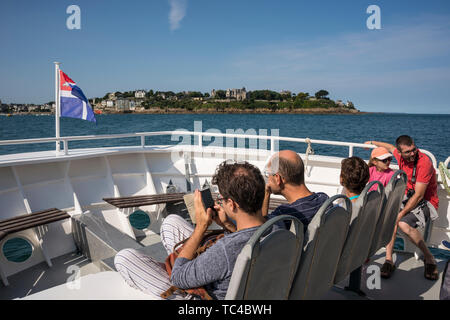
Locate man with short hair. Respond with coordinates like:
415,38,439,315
115,160,267,299
366,135,439,280
262,150,329,231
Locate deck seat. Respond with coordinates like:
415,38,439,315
225,215,304,300
0,208,69,242
368,170,407,258
289,195,352,300
0,208,70,286
103,192,187,209
333,181,385,290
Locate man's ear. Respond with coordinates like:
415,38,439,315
230,199,240,212
276,174,283,186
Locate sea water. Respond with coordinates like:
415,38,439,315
1,113,449,163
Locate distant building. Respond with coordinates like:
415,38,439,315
115,98,135,111
336,100,345,107
226,87,248,101
106,100,115,108
135,90,146,99
108,93,117,100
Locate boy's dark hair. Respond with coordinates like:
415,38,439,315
340,156,370,195
212,161,265,215
396,135,414,151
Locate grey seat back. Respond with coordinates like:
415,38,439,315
369,170,407,256
225,215,304,300
289,195,352,300
334,181,384,284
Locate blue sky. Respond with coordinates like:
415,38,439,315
1,0,450,113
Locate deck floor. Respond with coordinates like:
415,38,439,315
1,238,448,300
325,249,448,300
0,252,101,300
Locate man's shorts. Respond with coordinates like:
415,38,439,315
399,197,433,229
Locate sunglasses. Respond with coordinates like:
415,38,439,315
379,157,392,163
401,147,417,155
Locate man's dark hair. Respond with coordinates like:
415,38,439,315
340,156,370,195
212,161,265,215
270,154,305,186
396,135,414,151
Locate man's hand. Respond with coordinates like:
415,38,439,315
399,182,427,219
212,203,236,232
177,190,215,261
364,140,396,153
194,189,213,231
363,141,373,150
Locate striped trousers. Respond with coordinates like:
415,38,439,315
114,214,196,300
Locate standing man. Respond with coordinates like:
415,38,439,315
365,135,439,280
262,150,329,231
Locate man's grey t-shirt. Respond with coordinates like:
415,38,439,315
171,226,261,300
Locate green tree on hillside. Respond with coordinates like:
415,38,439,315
315,90,329,99
215,90,226,99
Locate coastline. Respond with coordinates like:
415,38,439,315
0,107,366,116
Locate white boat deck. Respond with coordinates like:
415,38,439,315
1,239,447,300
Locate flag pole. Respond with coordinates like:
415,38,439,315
54,62,61,154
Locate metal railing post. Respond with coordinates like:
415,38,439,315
63,140,69,155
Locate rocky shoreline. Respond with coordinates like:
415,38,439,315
1,107,366,116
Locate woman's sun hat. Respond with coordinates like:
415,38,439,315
371,147,392,160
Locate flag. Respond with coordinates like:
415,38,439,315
59,70,96,122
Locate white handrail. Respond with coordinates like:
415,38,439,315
0,130,439,168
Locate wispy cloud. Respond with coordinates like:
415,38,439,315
168,0,187,31
228,14,450,88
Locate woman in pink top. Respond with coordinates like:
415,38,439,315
368,147,395,191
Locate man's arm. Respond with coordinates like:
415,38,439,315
261,185,271,217
364,140,396,154
177,190,212,260
397,182,427,220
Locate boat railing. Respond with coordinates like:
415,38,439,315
0,130,439,169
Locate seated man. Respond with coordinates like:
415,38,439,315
366,135,439,280
340,156,370,203
262,150,329,231
114,160,267,300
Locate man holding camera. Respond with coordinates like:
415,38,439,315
366,135,439,280
114,160,267,299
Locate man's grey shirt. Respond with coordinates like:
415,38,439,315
170,226,260,300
